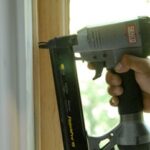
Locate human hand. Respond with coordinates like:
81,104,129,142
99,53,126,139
106,54,150,112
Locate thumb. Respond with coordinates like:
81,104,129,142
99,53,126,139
115,54,150,74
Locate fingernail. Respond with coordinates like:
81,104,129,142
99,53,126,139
115,63,123,72
112,98,116,105
110,97,119,106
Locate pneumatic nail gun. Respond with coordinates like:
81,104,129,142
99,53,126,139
39,17,150,150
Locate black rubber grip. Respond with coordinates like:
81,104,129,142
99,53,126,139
117,70,143,114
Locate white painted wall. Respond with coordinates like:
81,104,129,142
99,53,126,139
0,0,34,150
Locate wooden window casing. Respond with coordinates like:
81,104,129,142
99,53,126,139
33,0,70,149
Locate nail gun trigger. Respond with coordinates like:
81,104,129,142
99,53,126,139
92,62,104,80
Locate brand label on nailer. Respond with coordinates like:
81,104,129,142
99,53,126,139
127,25,137,44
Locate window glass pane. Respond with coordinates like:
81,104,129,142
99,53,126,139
70,0,150,34
70,0,150,136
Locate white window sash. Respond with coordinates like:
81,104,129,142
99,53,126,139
0,0,34,150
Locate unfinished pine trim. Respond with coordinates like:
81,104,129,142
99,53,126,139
33,0,70,150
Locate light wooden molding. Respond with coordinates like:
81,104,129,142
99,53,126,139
33,0,70,150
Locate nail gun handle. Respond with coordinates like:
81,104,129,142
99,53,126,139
117,70,143,115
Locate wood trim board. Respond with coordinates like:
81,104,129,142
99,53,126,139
32,0,70,149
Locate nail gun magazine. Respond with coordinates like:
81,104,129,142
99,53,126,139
39,17,150,150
